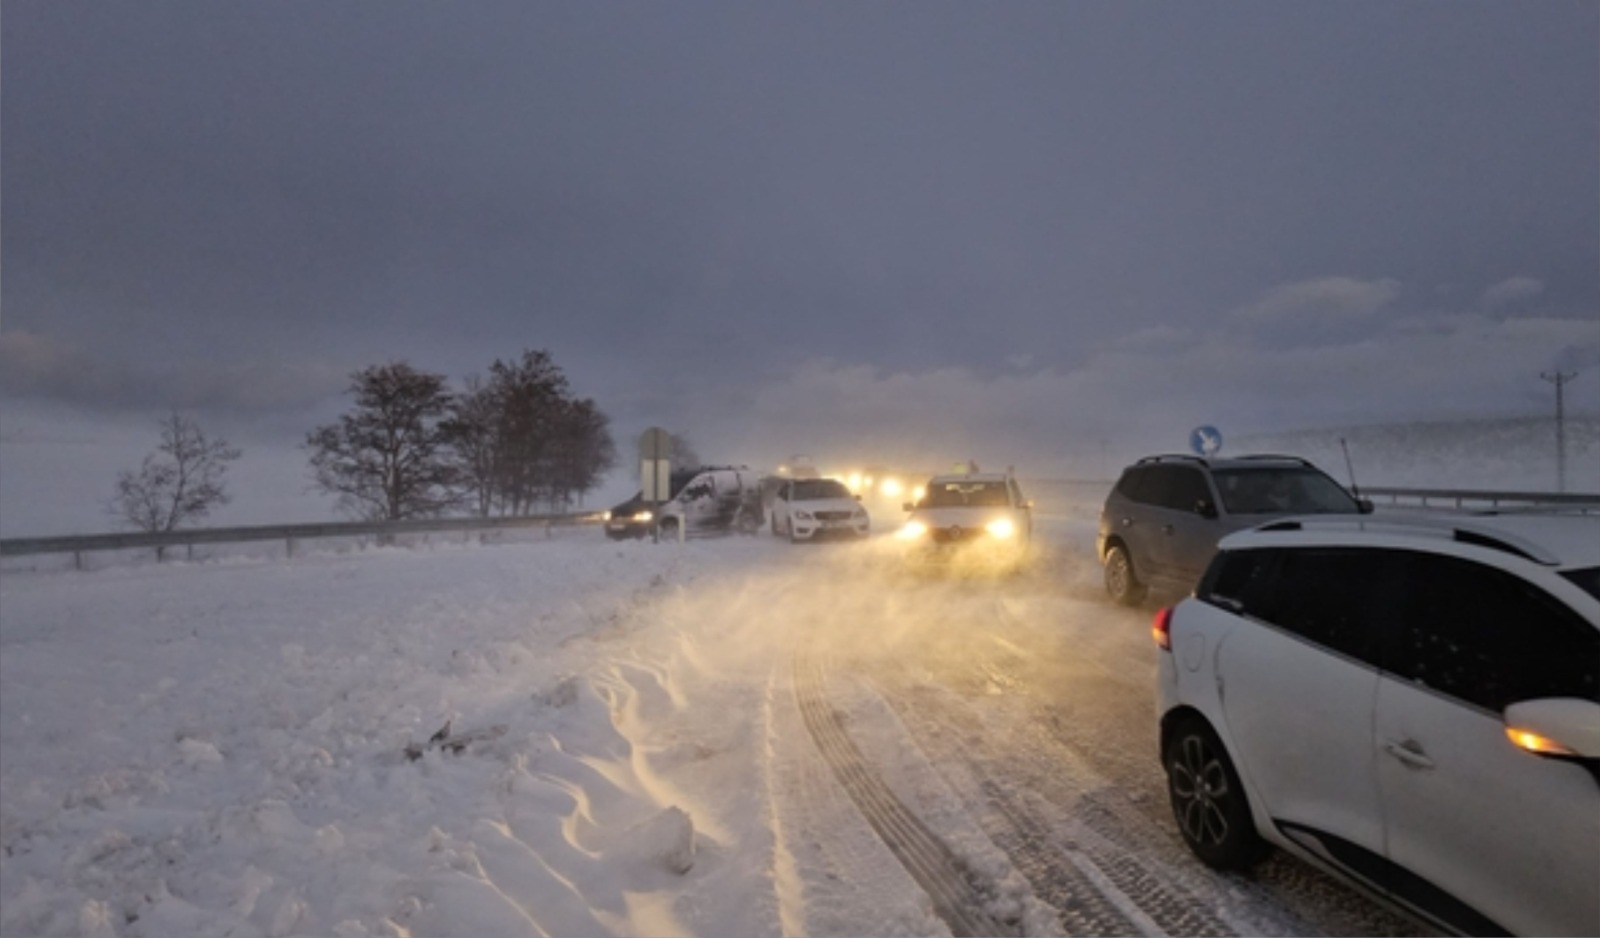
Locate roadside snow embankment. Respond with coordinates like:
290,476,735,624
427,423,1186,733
0,535,796,937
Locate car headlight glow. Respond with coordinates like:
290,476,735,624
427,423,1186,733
985,518,1016,538
880,478,903,498
633,510,653,522
896,521,929,540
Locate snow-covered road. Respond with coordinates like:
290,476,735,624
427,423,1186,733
0,521,1423,937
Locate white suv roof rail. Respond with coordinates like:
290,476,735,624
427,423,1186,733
1248,515,1560,566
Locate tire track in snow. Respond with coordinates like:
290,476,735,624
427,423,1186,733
792,653,1019,938
972,594,1419,937
875,666,1242,938
855,591,1247,937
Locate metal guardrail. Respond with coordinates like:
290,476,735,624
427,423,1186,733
0,511,604,564
3,485,1596,565
1358,487,1600,512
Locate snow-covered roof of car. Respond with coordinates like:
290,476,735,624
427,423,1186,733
1220,511,1600,569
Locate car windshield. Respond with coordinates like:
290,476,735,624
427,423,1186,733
1211,468,1360,515
922,480,1010,508
792,479,851,500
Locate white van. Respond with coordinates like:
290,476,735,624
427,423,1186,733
654,466,764,537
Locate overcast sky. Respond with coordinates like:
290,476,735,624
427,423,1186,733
3,2,1597,534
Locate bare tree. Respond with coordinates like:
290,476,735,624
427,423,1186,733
110,412,242,533
304,362,459,521
670,433,701,469
444,352,619,516
546,396,616,510
486,349,570,516
441,374,504,517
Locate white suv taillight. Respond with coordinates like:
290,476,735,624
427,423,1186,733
1152,606,1173,651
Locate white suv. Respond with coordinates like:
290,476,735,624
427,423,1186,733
1155,513,1600,936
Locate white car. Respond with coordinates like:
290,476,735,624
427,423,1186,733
770,477,869,542
1155,512,1600,936
895,470,1033,570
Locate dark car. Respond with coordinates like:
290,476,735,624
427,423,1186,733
1097,453,1371,604
603,492,657,539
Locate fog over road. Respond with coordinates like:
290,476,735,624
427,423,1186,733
729,534,1425,936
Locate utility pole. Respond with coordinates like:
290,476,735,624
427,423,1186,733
1541,370,1576,492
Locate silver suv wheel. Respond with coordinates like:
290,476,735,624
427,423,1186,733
1104,544,1146,605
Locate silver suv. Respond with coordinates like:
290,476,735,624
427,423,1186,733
1097,454,1370,604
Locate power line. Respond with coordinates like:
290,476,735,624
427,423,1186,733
1540,370,1577,493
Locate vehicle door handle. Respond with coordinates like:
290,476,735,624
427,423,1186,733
1383,738,1435,770
1120,517,1134,527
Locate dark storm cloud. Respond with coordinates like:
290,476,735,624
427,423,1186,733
3,0,1597,478
0,331,346,417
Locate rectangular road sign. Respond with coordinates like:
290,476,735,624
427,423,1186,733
641,459,671,502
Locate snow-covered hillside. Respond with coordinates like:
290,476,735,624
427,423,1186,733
1234,415,1600,492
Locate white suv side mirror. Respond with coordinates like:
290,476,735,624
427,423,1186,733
1504,698,1600,759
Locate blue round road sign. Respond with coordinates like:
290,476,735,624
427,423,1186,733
1190,425,1223,456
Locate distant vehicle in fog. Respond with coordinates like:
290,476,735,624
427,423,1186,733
769,477,869,542
896,468,1033,572
1098,454,1371,605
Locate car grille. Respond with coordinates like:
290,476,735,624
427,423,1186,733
930,525,984,544
815,510,854,521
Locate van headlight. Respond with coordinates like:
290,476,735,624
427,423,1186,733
896,521,929,540
633,510,653,522
985,518,1016,539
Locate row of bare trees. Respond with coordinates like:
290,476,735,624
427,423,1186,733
109,350,617,531
306,352,616,521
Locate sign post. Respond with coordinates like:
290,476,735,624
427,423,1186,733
638,427,673,544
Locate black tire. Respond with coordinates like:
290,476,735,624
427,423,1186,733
658,517,680,540
1164,716,1268,869
1104,544,1147,606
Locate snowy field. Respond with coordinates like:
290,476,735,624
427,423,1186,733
2,517,1116,938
